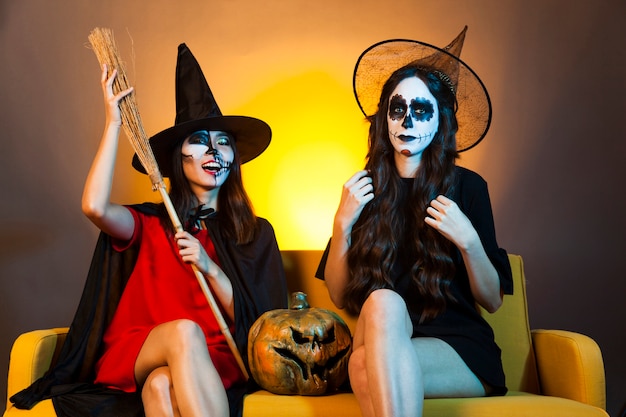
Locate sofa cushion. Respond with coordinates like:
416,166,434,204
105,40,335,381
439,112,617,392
242,390,609,417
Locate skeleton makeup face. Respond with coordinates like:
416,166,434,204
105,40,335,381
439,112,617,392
181,130,234,190
387,76,439,158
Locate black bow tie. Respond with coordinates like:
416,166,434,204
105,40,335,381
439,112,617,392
187,205,216,234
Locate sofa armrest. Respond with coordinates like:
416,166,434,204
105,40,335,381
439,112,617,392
531,329,606,410
5,328,69,409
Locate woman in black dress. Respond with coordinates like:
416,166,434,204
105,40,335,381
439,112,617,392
317,27,513,417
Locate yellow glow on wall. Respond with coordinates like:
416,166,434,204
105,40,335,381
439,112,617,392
111,67,371,251
238,71,369,250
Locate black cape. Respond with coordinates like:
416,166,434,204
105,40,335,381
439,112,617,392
10,203,288,417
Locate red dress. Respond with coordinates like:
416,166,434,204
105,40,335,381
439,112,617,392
94,208,244,392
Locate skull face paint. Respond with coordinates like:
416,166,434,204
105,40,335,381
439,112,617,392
181,130,234,190
387,77,439,158
389,95,435,126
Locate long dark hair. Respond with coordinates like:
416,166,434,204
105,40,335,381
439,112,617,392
345,65,460,322
166,132,257,245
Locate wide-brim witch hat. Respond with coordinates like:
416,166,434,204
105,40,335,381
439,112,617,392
353,26,491,152
133,43,271,176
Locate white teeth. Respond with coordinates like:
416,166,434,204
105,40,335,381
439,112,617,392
202,161,221,171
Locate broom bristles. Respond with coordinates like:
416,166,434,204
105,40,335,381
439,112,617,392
88,27,163,189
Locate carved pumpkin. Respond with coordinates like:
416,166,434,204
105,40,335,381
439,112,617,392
247,292,352,395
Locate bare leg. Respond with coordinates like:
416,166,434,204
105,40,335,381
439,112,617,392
414,338,486,399
141,366,180,417
349,289,486,417
349,289,421,417
135,319,229,417
348,347,376,417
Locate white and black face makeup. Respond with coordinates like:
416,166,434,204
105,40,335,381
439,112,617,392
181,130,234,189
387,77,439,158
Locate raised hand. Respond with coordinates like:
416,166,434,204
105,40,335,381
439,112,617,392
334,169,375,236
100,64,133,126
425,195,479,250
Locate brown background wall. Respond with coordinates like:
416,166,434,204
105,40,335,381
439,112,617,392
1,0,624,415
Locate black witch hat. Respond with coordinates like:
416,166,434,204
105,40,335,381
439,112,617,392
133,43,271,176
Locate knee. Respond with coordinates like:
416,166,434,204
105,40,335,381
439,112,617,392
166,319,206,354
348,346,367,394
141,368,171,405
361,289,407,325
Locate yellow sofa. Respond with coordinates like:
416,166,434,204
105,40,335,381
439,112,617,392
4,251,609,417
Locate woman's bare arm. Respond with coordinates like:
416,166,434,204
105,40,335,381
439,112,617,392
81,65,135,240
324,170,374,308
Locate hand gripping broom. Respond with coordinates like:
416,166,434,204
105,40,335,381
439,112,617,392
88,27,248,380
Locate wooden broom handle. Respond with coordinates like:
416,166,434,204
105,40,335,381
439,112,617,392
158,186,249,380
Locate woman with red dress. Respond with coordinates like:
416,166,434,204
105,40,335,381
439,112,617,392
81,43,287,417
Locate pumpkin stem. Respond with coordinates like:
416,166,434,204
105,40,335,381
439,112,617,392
289,291,310,310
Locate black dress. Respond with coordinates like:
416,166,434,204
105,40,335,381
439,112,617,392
316,166,513,395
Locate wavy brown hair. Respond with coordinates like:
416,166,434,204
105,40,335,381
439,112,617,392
166,131,257,245
345,65,460,323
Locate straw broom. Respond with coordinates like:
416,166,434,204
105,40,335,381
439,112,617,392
87,27,249,380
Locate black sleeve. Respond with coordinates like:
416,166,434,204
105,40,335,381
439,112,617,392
314,239,331,280
455,168,513,295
